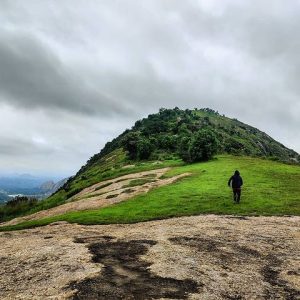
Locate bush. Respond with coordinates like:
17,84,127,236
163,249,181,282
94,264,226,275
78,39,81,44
122,132,140,159
0,196,38,223
178,135,192,162
137,139,154,159
6,196,38,207
187,129,218,162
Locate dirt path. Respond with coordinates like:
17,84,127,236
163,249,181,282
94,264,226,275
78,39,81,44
2,168,189,226
0,215,299,299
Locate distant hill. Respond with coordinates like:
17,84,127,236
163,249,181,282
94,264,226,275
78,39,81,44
0,175,68,203
0,174,46,196
39,178,69,197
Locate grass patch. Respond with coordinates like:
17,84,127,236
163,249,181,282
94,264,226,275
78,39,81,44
1,155,300,231
122,178,156,188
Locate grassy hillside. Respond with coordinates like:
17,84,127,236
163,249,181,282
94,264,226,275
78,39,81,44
54,107,299,207
1,108,299,223
2,155,299,231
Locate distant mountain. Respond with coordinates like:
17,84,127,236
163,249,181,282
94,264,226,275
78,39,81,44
39,178,69,197
0,175,69,202
40,181,56,193
0,174,45,195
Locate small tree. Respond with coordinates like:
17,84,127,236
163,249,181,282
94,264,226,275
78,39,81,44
178,135,192,162
137,139,154,159
122,132,140,159
188,129,218,162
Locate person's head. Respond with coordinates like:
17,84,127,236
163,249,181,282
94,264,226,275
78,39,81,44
234,170,240,176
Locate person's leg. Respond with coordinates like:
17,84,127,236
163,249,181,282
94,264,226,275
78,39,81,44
237,189,241,203
233,189,237,202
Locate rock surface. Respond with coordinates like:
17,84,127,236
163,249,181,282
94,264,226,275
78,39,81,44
0,215,299,299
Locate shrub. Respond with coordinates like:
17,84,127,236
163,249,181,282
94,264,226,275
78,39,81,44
0,196,38,223
137,139,154,159
178,135,192,162
6,196,38,207
188,129,218,162
122,132,140,159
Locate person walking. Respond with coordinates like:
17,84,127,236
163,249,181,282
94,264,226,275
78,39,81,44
228,170,243,203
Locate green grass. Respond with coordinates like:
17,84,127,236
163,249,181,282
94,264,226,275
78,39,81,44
122,178,156,188
1,155,300,231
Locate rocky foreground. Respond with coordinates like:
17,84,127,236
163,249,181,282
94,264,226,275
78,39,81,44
0,215,299,299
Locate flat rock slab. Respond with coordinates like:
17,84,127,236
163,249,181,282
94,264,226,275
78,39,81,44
0,215,299,299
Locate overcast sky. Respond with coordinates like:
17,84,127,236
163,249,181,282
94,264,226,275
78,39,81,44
0,0,300,177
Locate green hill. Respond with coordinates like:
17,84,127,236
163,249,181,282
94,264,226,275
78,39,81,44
44,108,300,205
0,108,299,224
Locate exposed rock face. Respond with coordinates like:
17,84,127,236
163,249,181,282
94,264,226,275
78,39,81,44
0,215,299,299
39,180,56,192
39,177,69,196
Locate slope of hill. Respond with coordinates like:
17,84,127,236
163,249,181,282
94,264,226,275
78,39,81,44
1,154,300,231
1,108,299,224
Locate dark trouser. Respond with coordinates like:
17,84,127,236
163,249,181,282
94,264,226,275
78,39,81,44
232,188,241,203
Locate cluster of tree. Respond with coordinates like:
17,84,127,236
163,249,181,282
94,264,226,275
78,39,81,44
120,108,220,162
122,127,218,162
179,130,218,162
5,196,38,207
0,196,38,222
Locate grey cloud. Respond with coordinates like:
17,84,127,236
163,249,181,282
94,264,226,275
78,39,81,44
0,136,54,156
0,30,133,117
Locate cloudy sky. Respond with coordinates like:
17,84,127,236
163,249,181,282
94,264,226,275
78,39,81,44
0,0,299,177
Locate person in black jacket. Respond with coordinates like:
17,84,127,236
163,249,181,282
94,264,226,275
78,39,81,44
228,170,243,203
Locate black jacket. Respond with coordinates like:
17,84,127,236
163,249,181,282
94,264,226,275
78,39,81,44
228,175,243,188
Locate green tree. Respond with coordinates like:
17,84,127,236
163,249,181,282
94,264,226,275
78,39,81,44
178,135,192,162
188,129,218,162
137,139,154,159
122,132,140,159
